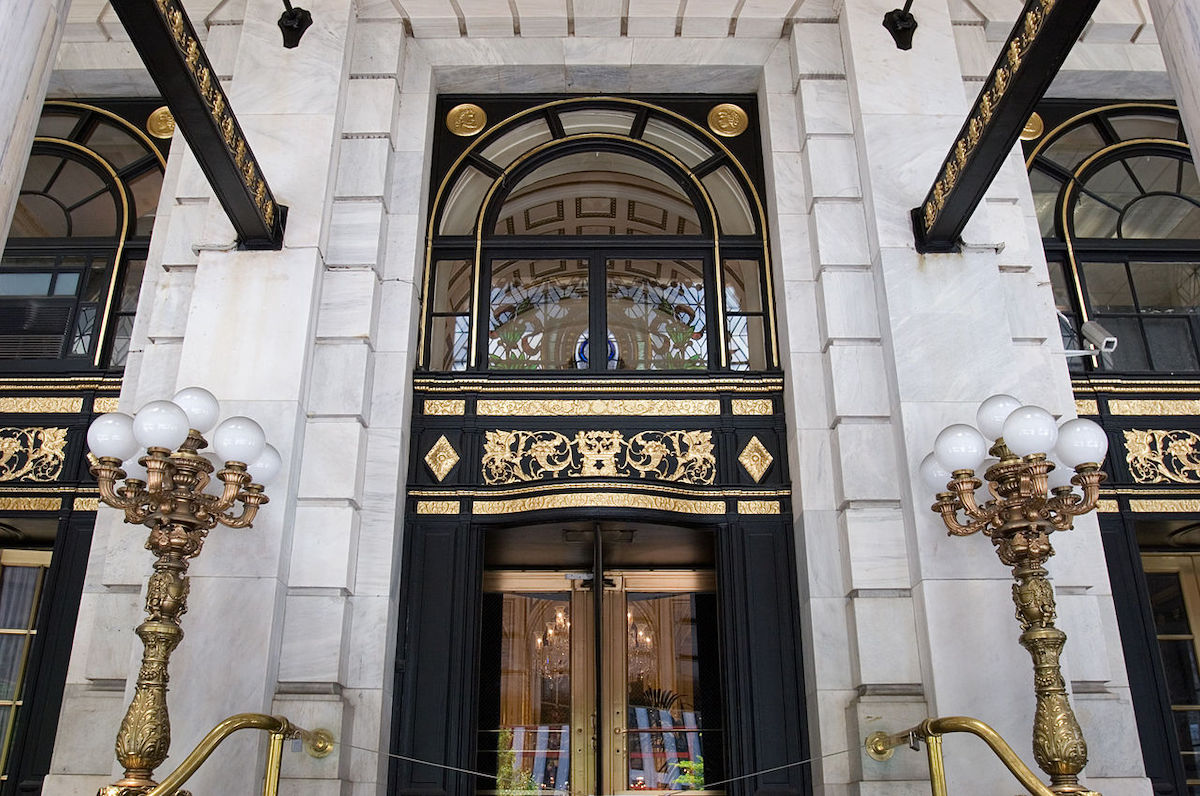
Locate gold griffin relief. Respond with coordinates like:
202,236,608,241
1125,429,1200,484
481,429,716,485
0,427,68,482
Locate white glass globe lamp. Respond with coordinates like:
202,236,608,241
212,416,266,465
976,394,1021,441
1001,406,1059,458
1056,418,1109,469
920,452,952,492
172,386,220,433
87,412,140,461
933,424,988,473
247,444,282,485
132,401,190,451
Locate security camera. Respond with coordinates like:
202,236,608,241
1081,320,1118,353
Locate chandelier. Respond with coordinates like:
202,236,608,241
535,605,570,678
628,610,654,681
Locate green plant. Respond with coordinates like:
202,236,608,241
675,756,705,790
495,728,539,794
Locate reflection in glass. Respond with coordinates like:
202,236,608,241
641,118,713,168
1145,319,1199,371
700,167,754,235
559,109,636,137
440,166,492,235
478,592,571,796
430,259,472,371
726,315,767,371
489,259,589,370
1082,262,1134,311
625,592,721,791
1042,123,1105,170
494,152,701,236
606,259,706,370
481,119,554,168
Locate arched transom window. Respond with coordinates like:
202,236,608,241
420,97,777,373
1026,102,1200,374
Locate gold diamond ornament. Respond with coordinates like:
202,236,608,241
424,435,460,482
739,436,773,483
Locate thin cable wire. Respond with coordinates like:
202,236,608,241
325,738,852,788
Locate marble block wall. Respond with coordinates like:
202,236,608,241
27,0,1183,795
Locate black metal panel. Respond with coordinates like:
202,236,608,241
2,513,96,796
108,0,286,249
1098,514,1186,796
912,0,1101,252
390,520,483,796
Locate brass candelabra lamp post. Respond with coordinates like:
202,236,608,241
87,387,282,796
920,394,1109,796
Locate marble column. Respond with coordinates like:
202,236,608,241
1146,0,1200,179
0,0,70,255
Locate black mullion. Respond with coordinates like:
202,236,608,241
64,186,111,213
115,154,160,182
1033,157,1074,184
41,157,70,195
476,254,493,371
629,109,649,140
466,154,504,181
1096,116,1148,195
694,154,725,180
545,108,565,139
1178,157,1186,195
703,253,720,372
590,251,606,372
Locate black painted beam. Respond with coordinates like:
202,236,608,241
110,0,286,250
913,0,1101,253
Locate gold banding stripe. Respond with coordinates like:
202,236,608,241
0,398,84,413
472,492,726,515
731,398,772,415
73,497,101,511
1096,499,1119,513
424,399,466,415
417,500,461,515
1129,499,1200,513
1073,399,1098,416
476,399,720,417
0,497,61,511
1109,399,1200,416
737,500,780,514
93,397,120,413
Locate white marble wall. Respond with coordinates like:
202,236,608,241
29,0,1195,794
0,0,71,259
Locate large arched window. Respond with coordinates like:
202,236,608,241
420,97,777,373
1026,103,1200,373
1,101,168,370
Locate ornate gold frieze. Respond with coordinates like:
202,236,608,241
93,397,121,413
1110,399,1200,416
1129,499,1200,513
0,428,68,482
737,500,780,514
1073,399,1098,416
150,0,278,230
707,103,748,137
417,500,460,515
482,430,715,485
920,0,1058,232
472,492,726,516
74,497,101,511
1125,429,1200,484
0,397,83,413
0,497,61,511
424,399,466,415
738,436,773,483
731,398,772,415
1096,499,1119,513
476,399,721,416
424,436,460,482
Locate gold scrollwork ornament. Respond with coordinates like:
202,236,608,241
481,429,716,485
0,427,67,482
1125,428,1200,483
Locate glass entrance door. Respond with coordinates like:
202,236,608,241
477,568,721,796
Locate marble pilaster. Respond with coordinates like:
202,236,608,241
1145,0,1200,183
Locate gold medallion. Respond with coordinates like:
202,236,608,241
707,103,749,138
146,106,177,139
446,103,487,137
1020,111,1044,141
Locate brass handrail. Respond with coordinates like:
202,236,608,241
865,716,1097,796
128,713,334,796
